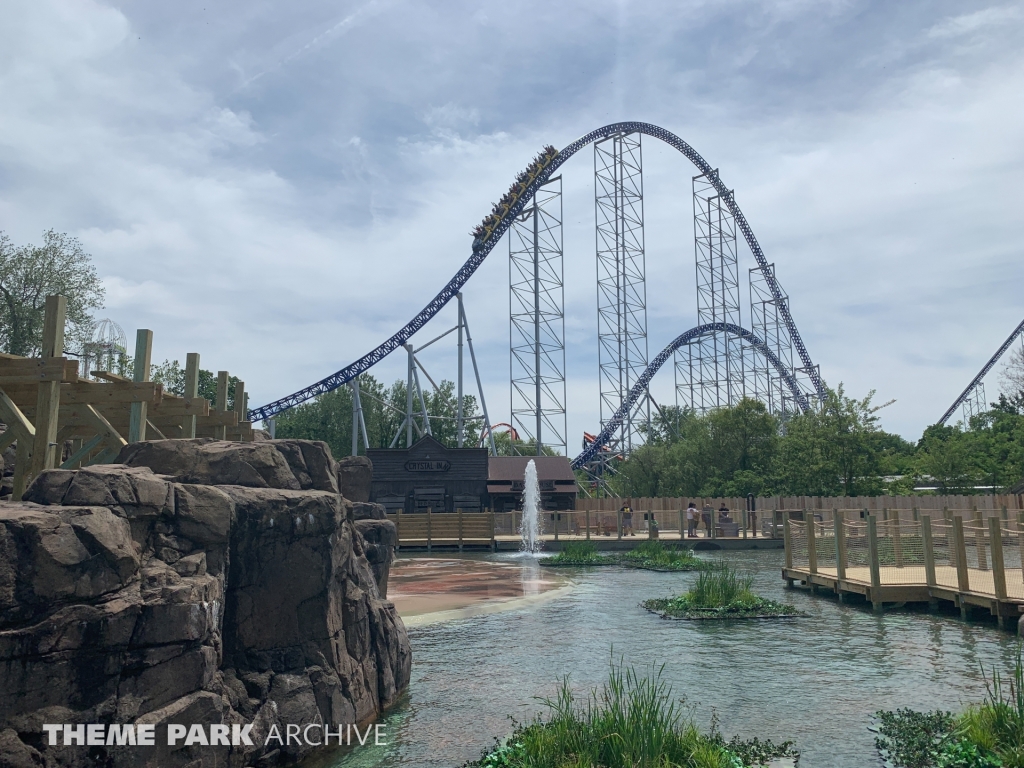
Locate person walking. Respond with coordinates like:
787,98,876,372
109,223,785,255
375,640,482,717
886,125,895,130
686,502,698,538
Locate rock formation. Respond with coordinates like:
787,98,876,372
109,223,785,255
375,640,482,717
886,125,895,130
0,439,409,768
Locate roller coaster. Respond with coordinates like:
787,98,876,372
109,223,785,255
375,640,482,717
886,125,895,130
250,122,829,465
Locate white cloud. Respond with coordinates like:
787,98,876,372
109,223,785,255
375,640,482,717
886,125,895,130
1,0,1022,446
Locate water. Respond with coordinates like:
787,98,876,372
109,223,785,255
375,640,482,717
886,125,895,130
323,550,1022,768
519,459,541,553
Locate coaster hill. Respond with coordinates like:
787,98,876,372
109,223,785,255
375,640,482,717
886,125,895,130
0,294,253,499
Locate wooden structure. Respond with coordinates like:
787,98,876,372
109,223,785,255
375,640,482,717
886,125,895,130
0,294,254,499
783,509,1024,628
368,436,489,514
385,508,787,551
487,456,578,512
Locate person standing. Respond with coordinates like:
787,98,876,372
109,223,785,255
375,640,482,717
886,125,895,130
686,502,698,538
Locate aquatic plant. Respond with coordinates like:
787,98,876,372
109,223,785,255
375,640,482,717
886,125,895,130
619,540,713,571
643,563,798,620
463,657,799,768
545,540,603,565
875,645,1024,768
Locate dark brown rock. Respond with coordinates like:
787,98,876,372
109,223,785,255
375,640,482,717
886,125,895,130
336,456,372,502
0,441,409,768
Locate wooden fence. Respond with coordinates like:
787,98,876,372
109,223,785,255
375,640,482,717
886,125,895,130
0,294,253,498
576,495,1024,516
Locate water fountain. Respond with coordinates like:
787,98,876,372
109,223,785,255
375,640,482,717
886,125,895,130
519,459,541,553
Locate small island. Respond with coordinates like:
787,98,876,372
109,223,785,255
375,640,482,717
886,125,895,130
642,564,799,620
542,541,715,571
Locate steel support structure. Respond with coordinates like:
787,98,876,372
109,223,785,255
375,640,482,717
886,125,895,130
748,263,797,416
962,381,987,427
595,132,649,454
676,173,745,415
509,176,567,456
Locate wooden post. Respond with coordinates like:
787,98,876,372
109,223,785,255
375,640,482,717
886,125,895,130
489,509,496,552
183,352,200,439
586,509,591,541
128,329,153,443
989,516,1007,603
617,509,622,540
867,515,882,612
458,508,464,553
233,379,247,437
678,509,684,541
892,508,904,569
974,508,987,570
922,515,937,588
913,506,920,522
833,509,847,583
554,513,559,542
28,294,66,485
1000,506,1009,525
215,371,229,440
427,507,432,553
786,514,794,585
741,509,748,540
805,511,818,576
772,508,778,539
396,508,402,550
952,516,970,594
1019,512,1024,585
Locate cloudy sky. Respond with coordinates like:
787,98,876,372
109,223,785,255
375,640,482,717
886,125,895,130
2,0,1022,448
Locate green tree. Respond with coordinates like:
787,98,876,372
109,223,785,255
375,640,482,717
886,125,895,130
150,359,242,410
273,374,482,458
0,230,105,356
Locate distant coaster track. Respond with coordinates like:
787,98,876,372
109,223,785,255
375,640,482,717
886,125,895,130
937,316,1024,426
249,121,825,423
570,323,808,470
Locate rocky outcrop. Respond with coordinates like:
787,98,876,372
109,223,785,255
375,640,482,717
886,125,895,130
0,440,408,768
336,456,372,503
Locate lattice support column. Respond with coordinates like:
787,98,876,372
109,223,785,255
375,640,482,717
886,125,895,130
963,381,987,427
748,263,797,416
595,132,649,454
510,176,567,455
676,173,744,415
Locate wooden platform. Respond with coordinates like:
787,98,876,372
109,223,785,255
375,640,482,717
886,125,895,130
783,510,1024,629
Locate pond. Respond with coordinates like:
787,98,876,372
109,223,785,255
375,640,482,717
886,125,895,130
320,549,1021,768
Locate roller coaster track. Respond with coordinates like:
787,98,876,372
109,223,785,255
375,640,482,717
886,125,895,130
570,323,808,470
249,121,825,422
937,316,1024,426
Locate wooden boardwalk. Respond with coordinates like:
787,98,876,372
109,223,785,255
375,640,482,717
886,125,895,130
783,511,1024,628
387,509,785,552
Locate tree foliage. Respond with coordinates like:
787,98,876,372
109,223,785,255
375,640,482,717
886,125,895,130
609,388,919,498
271,373,482,459
0,230,105,356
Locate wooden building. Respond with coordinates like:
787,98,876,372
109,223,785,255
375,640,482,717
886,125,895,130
367,436,488,514
487,456,578,512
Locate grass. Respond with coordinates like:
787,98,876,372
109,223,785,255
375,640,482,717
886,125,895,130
542,540,714,571
642,563,799,620
874,644,1024,767
463,657,799,768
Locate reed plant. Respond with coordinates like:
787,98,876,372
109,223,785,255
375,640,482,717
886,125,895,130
545,541,603,566
643,563,797,619
466,656,798,767
618,541,710,571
